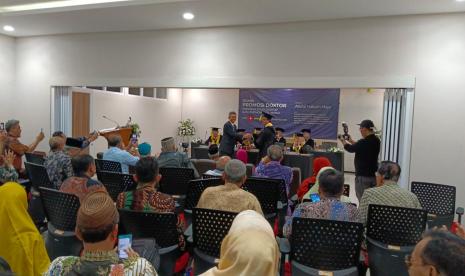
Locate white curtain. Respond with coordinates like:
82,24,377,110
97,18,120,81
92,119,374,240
52,86,72,136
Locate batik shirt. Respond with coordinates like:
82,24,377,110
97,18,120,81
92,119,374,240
43,250,157,276
254,161,292,196
283,197,359,238
44,150,74,189
0,165,18,184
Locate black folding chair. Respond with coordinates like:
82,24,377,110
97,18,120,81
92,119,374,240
192,159,216,176
25,152,45,165
158,167,195,211
39,187,82,260
95,159,122,173
192,208,238,275
278,218,364,276
118,209,180,276
202,173,222,180
25,162,54,190
366,204,427,276
242,177,280,225
343,184,350,197
96,171,137,201
411,181,456,229
184,178,223,225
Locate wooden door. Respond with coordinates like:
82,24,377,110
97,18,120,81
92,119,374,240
72,91,90,153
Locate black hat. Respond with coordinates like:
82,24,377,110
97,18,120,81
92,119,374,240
211,127,220,131
254,127,262,131
208,144,219,155
301,128,311,134
294,132,303,137
275,127,285,132
261,112,273,120
237,128,246,132
358,120,375,129
65,138,84,149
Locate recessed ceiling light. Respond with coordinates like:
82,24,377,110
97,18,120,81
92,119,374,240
3,25,14,32
183,12,195,20
457,0,465,2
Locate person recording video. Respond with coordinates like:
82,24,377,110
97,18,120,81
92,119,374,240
339,119,380,201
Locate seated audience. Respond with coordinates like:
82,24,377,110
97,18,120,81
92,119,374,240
200,210,279,276
208,144,220,161
197,159,263,214
44,191,157,275
235,148,248,164
60,154,107,202
205,156,231,176
117,157,185,249
297,157,332,200
407,230,465,276
138,142,152,157
254,144,292,195
157,137,199,177
0,132,18,183
4,119,45,172
0,182,50,275
358,161,421,225
103,134,140,174
283,169,358,238
44,137,74,189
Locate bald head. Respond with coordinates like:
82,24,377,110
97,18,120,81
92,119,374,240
216,156,231,171
49,136,65,151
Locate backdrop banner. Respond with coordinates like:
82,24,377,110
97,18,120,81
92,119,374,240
238,89,340,139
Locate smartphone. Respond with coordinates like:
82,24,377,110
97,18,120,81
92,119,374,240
118,234,132,259
310,193,321,203
130,134,138,145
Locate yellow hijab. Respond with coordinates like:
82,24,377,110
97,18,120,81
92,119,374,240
0,182,50,275
200,210,280,276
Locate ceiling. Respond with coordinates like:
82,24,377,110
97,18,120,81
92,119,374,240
1,0,465,37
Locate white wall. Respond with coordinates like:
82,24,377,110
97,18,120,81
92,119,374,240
0,34,15,122
10,13,465,208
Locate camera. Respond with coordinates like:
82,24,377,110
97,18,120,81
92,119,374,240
338,122,350,140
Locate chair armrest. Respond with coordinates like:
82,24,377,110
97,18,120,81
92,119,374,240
276,237,290,254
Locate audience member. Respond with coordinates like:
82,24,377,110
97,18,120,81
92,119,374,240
297,157,332,200
207,144,220,161
254,144,292,196
0,149,18,184
200,210,279,276
235,148,248,164
103,134,140,174
0,182,50,275
138,142,152,157
358,161,421,225
52,130,98,150
157,137,199,177
197,159,263,214
283,169,358,238
406,230,465,276
4,119,45,172
205,156,231,176
44,136,74,189
117,157,185,249
44,191,157,275
60,154,107,202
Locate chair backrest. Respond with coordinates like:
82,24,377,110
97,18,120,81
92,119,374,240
367,204,427,246
202,173,222,180
24,161,53,189
158,167,195,195
343,184,350,197
411,182,456,216
184,178,223,210
95,159,122,173
245,163,254,177
118,209,179,248
291,218,364,271
192,208,238,258
289,167,301,198
192,159,216,176
39,187,80,231
25,152,45,165
242,177,280,215
96,171,135,201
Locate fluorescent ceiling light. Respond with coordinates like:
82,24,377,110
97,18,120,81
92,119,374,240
3,25,14,32
0,0,132,13
183,12,194,20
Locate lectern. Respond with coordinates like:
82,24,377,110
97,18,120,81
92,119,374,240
99,127,133,146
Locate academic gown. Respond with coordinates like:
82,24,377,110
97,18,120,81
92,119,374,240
253,125,276,163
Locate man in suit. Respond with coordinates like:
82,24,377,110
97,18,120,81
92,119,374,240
254,112,276,163
219,111,243,157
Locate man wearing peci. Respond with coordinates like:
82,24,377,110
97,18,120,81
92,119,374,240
219,111,243,157
253,112,276,163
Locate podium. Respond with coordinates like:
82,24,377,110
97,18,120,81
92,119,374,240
99,127,133,146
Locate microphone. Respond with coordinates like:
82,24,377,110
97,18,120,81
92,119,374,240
102,115,120,128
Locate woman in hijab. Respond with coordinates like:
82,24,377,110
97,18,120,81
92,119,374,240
235,149,248,164
0,182,50,275
200,210,280,276
297,157,332,200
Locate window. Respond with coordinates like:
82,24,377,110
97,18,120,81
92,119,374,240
143,87,155,98
128,87,142,96
106,87,122,93
156,88,168,99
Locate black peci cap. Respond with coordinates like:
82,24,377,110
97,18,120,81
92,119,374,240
358,120,375,129
301,128,311,134
65,138,84,149
237,128,246,132
211,127,220,131
261,112,273,120
275,127,285,132
254,127,262,131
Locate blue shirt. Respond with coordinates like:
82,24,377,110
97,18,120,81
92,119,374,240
103,147,139,174
254,161,292,195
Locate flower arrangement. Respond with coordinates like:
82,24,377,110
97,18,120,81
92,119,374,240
129,123,141,137
328,146,343,153
178,119,196,137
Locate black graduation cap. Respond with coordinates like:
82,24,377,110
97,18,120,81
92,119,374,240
275,127,285,132
254,127,262,131
294,132,304,137
65,138,84,149
301,128,311,134
261,112,273,120
210,127,221,131
237,128,246,132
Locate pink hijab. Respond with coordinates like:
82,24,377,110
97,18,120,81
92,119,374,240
236,149,248,164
